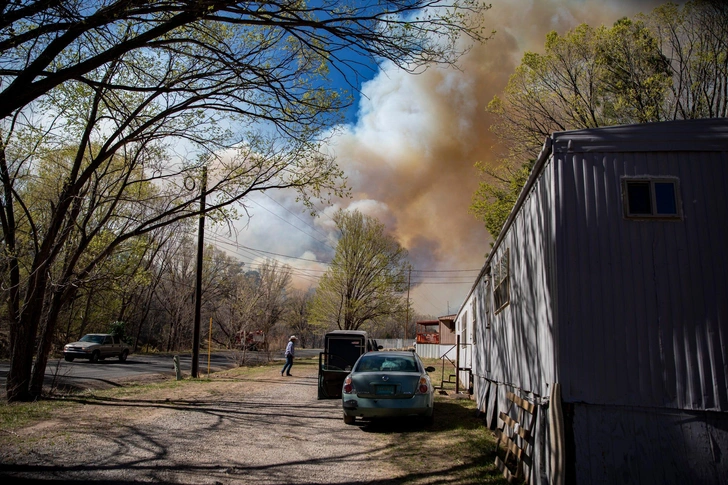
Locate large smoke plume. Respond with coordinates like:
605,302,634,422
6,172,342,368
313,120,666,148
240,0,671,316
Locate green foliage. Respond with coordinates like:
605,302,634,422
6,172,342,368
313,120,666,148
311,210,410,331
595,18,672,124
470,160,534,240
108,321,129,344
472,0,728,238
2,0,492,402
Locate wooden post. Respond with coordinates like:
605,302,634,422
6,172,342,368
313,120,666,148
207,317,212,377
173,355,182,381
405,267,411,340
549,382,565,485
191,166,207,378
455,334,460,393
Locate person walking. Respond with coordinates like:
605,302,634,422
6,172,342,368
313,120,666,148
281,335,297,376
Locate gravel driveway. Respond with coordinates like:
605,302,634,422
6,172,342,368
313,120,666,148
0,364,410,484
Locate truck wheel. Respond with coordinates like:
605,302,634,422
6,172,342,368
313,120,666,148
119,350,128,362
64,355,74,362
90,350,100,363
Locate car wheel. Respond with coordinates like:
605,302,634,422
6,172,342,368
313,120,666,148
119,350,128,362
343,414,355,425
90,350,100,363
64,355,74,362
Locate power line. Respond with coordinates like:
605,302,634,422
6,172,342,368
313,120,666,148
262,193,332,242
207,231,480,289
247,197,334,250
411,268,481,273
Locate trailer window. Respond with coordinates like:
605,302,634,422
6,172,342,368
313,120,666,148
493,249,510,313
461,312,468,348
622,177,681,219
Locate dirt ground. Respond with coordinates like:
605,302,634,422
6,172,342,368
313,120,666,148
0,359,493,484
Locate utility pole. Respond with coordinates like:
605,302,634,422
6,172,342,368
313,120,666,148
191,167,207,378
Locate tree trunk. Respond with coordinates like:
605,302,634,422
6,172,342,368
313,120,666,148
6,319,36,402
1,140,25,402
6,177,82,401
6,271,48,402
30,287,75,397
77,291,94,340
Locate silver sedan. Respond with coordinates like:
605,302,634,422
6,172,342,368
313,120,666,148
341,351,436,425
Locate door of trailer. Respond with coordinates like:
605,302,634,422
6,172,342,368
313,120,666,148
318,330,368,399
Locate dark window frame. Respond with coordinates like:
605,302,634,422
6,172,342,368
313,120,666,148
460,311,468,348
622,176,682,220
493,248,510,314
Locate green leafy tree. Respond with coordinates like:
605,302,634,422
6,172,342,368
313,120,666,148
596,18,672,124
283,288,316,349
471,0,728,238
645,0,728,119
109,321,129,344
1,0,491,402
470,160,533,239
251,259,293,351
311,210,410,331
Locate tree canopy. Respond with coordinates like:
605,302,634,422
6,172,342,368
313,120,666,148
0,0,491,401
311,210,410,331
471,0,728,239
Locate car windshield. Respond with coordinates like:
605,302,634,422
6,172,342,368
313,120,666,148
355,355,419,373
79,335,105,344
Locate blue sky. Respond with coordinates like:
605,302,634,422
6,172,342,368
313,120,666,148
221,0,676,319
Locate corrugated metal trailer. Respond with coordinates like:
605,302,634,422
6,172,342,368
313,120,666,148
460,119,728,484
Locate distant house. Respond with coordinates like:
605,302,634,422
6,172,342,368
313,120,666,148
437,314,457,346
414,315,457,359
457,119,728,484
415,320,440,344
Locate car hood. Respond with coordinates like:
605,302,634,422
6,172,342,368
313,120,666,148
65,341,98,349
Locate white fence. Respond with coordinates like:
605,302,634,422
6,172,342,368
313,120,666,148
414,343,457,360
376,339,415,350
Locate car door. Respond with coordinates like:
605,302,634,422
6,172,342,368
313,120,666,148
101,335,114,357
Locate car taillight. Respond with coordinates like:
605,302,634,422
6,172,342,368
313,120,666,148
417,377,429,394
343,376,354,394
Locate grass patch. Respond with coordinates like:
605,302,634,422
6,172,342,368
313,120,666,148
0,399,70,431
421,357,460,393
218,357,319,378
359,395,510,484
0,360,292,432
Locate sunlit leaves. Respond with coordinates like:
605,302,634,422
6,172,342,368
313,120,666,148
1,0,492,402
311,210,410,331
471,0,727,238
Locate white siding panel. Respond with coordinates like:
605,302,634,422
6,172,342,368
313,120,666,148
486,161,556,399
556,147,728,411
465,120,728,485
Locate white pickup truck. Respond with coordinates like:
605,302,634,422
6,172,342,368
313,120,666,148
63,334,131,363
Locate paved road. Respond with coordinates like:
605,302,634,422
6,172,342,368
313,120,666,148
0,348,323,394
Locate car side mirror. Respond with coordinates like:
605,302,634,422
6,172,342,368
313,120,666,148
425,366,436,373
